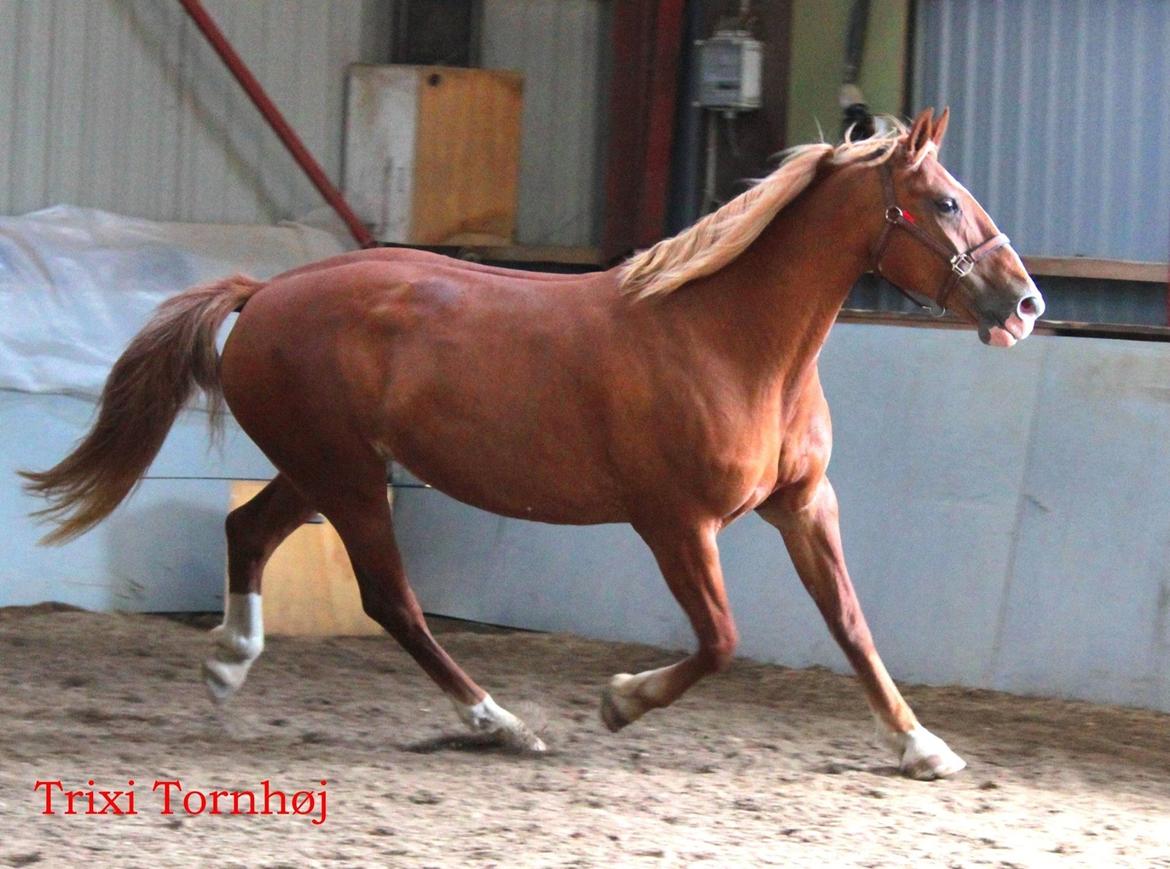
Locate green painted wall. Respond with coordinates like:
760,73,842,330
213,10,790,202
786,0,909,146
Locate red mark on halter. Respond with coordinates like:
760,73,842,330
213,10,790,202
902,210,917,224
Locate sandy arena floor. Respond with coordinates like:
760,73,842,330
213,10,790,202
1,604,1168,867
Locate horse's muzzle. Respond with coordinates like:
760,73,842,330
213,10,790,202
980,290,1044,347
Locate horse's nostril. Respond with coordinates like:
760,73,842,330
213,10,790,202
1017,295,1044,319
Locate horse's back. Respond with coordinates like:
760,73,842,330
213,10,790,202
272,246,605,285
220,256,631,522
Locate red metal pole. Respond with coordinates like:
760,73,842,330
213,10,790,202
178,0,376,248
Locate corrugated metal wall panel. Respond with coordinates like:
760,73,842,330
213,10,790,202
0,0,392,224
480,0,608,247
913,0,1170,264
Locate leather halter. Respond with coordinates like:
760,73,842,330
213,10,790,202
870,161,1010,316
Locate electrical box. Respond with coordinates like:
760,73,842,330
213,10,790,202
696,30,763,111
344,65,523,245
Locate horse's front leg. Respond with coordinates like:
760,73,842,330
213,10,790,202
600,521,738,730
757,478,966,780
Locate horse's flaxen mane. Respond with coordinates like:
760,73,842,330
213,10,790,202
620,121,915,300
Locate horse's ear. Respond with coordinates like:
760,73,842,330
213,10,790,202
906,107,934,159
930,107,950,148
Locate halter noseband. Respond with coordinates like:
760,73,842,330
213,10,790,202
870,161,1010,316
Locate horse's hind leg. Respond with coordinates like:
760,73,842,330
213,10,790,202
757,478,965,780
203,474,315,701
323,483,546,751
601,522,738,730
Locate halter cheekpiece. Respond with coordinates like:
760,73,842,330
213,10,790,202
870,161,1010,316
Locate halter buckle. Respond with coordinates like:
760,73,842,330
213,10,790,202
884,206,905,225
950,252,975,278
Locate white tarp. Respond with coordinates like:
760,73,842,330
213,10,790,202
3,205,347,612
0,205,348,398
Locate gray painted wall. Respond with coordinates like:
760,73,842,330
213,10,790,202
3,391,273,612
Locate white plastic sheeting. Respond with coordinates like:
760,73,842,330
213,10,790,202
2,207,344,611
0,205,346,397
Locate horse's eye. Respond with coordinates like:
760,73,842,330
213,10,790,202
935,197,960,215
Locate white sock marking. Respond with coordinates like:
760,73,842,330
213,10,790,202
452,694,546,751
203,592,264,702
878,721,967,779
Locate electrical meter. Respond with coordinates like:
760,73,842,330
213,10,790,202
696,28,762,112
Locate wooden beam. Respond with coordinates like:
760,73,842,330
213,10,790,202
1022,256,1169,284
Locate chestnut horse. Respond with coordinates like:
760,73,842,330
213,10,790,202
23,110,1044,779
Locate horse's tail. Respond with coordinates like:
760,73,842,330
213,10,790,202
19,274,265,544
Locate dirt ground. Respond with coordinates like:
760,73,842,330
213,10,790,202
1,605,1168,868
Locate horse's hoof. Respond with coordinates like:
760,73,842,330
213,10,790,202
489,715,547,753
601,673,648,732
894,726,967,780
201,660,236,705
201,656,253,705
503,728,547,753
455,694,546,752
600,685,632,732
901,751,967,780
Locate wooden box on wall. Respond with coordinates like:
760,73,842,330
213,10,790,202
343,64,523,246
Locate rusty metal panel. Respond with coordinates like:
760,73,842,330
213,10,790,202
0,0,392,224
480,0,608,247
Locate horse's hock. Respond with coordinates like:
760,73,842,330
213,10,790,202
228,481,383,637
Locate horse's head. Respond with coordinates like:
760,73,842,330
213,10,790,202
871,108,1044,347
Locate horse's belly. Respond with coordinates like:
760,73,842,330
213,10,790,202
384,431,627,526
392,455,626,525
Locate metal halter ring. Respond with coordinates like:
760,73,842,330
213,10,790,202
949,252,975,278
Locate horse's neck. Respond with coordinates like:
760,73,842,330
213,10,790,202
674,172,873,402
